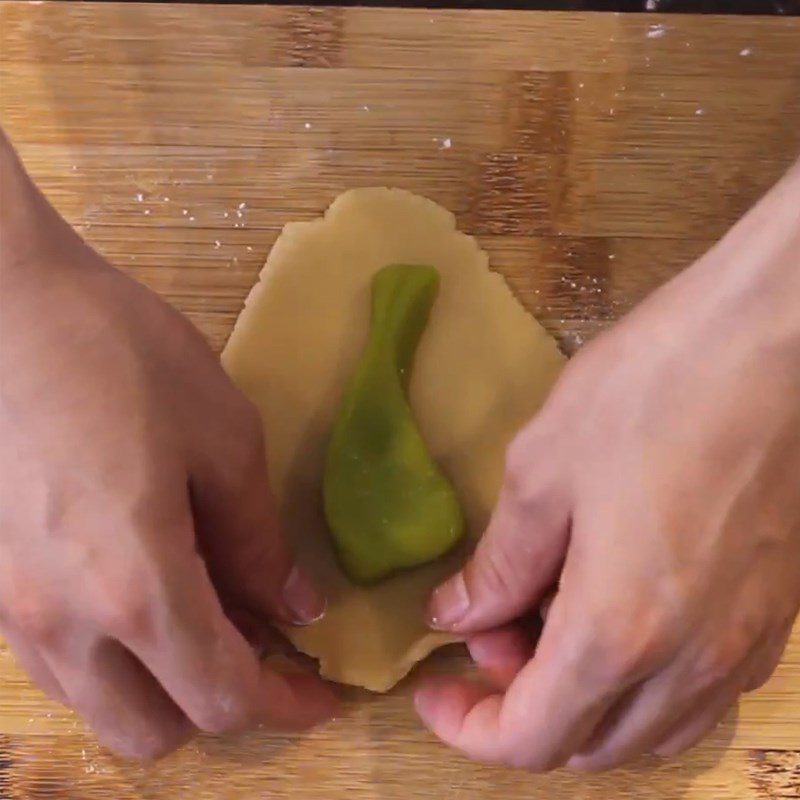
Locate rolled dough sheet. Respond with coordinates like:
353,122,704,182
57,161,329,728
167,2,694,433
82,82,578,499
221,188,565,692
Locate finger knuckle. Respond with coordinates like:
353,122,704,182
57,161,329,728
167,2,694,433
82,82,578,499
10,594,62,648
655,740,691,758
112,731,180,762
744,668,771,693
194,693,253,735
595,636,660,686
504,434,552,504
570,754,618,774
745,638,786,693
95,586,157,643
515,749,565,773
580,610,671,686
83,552,165,641
469,544,521,600
695,637,749,688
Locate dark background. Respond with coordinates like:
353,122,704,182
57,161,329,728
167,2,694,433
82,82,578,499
100,1,800,15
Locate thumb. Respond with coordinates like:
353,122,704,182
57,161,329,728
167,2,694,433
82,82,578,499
189,401,326,628
428,471,569,633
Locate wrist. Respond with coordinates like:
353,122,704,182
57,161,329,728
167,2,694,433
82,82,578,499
703,158,799,294
1,130,100,289
0,130,34,234
688,160,800,374
0,132,44,278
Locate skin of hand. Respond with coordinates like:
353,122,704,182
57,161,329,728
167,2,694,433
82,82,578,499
418,160,800,772
0,132,336,760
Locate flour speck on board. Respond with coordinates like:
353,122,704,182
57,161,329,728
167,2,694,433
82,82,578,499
135,192,143,202
695,108,705,116
740,47,753,57
304,122,312,130
431,136,453,150
214,240,221,249
647,24,668,39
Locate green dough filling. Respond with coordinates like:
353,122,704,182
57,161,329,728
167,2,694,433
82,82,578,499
323,264,466,584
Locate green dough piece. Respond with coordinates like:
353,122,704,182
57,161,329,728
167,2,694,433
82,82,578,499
323,264,466,585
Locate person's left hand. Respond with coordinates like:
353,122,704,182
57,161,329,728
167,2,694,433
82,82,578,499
0,131,336,760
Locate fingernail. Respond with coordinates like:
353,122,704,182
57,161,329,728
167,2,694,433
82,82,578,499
282,566,326,625
539,591,555,622
428,572,470,629
413,686,441,725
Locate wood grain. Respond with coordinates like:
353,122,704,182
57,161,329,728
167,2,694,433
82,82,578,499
1,3,799,798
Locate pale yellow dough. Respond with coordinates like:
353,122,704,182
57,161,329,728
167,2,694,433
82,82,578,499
221,188,565,692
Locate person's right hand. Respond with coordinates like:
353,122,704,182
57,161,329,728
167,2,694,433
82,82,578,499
0,133,336,760
417,159,800,771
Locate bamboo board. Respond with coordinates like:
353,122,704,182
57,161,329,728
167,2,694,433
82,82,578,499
0,3,798,798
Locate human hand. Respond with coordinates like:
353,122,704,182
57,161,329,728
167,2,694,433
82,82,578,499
417,161,800,771
0,133,335,760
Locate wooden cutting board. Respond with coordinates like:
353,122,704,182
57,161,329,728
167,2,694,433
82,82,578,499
1,3,799,798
